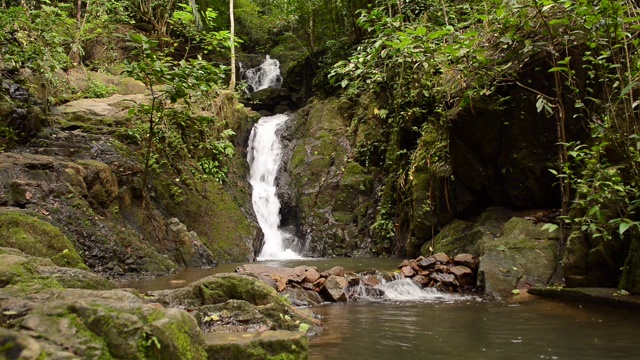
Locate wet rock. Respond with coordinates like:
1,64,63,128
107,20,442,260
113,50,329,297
449,266,475,288
361,274,381,287
322,266,345,278
320,275,348,302
434,264,447,273
304,268,321,283
429,272,457,286
453,253,478,271
409,259,421,272
412,275,430,288
432,252,451,264
418,256,437,269
401,266,416,278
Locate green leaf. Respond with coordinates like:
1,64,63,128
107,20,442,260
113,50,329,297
512,289,520,295
299,323,311,332
619,221,633,235
541,223,559,233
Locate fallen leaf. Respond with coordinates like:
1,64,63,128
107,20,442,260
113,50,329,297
41,209,49,216
25,191,32,200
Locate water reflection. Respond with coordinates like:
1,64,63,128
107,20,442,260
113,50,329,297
310,299,640,360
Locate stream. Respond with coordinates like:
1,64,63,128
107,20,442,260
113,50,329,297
121,260,640,360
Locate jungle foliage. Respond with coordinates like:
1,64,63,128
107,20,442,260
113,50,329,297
328,0,640,253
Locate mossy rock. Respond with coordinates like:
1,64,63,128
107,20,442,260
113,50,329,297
193,273,281,306
478,217,561,298
204,330,309,360
0,210,88,270
2,287,208,360
0,327,45,359
148,273,282,308
426,219,483,256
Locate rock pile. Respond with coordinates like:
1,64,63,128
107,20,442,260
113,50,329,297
236,264,350,304
397,252,479,292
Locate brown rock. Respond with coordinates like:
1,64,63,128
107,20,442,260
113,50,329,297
453,253,478,270
401,266,416,278
432,252,451,264
321,266,345,278
398,260,411,268
412,275,430,287
409,260,421,272
313,278,326,288
362,274,381,287
304,268,321,283
320,275,348,302
418,257,437,269
429,272,457,286
449,266,475,288
434,264,448,273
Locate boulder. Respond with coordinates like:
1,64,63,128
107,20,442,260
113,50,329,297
478,217,561,298
0,209,88,270
401,266,416,278
432,252,451,264
453,253,478,270
236,264,307,284
204,330,308,360
304,268,321,283
0,287,208,360
449,266,475,288
322,266,345,278
148,273,281,308
320,275,348,302
418,257,437,269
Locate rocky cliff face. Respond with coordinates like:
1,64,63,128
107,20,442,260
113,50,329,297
0,89,260,277
277,98,378,257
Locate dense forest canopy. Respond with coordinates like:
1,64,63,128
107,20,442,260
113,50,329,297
1,0,640,262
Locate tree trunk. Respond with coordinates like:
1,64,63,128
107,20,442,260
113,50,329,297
228,0,236,91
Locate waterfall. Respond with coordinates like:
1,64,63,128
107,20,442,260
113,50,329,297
242,55,282,94
247,114,302,260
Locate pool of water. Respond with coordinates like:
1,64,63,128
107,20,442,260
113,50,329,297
310,297,640,360
119,259,640,360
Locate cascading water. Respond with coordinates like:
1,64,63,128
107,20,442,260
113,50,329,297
247,114,301,260
242,55,282,94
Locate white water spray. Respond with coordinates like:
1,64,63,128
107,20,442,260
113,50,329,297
242,55,282,94
247,114,302,260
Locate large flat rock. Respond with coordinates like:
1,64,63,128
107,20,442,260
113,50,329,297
529,287,640,310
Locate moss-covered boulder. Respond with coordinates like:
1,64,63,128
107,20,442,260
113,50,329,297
421,206,514,257
478,217,562,298
148,273,281,308
0,251,115,291
0,287,208,360
204,330,308,360
0,209,87,270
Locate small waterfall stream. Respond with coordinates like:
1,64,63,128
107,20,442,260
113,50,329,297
245,56,301,260
241,55,282,94
247,115,301,260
